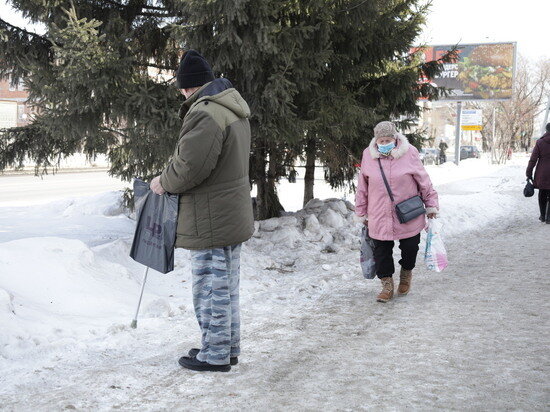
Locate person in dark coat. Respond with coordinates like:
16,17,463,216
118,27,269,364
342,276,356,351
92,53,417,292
526,123,550,223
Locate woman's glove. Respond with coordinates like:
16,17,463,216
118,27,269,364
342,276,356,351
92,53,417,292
354,215,368,226
426,207,438,219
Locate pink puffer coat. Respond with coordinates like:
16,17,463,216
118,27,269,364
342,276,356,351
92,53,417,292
355,134,439,241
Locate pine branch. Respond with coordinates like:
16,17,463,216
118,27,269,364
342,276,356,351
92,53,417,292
99,0,176,19
135,61,175,70
99,126,128,138
0,18,49,42
143,4,168,11
100,0,169,11
337,0,370,13
137,11,176,17
100,0,125,9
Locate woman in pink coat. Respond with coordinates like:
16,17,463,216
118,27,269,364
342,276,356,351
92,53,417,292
355,121,439,302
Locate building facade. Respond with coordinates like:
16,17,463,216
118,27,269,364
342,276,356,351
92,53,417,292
0,78,33,129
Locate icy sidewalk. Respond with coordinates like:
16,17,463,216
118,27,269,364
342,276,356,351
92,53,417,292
133,213,547,411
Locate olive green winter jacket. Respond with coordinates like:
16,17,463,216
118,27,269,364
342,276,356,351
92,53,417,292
160,78,254,250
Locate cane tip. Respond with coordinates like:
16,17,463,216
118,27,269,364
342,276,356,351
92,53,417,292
130,320,137,329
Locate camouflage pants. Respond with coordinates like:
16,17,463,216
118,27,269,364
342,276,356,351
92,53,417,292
190,244,241,365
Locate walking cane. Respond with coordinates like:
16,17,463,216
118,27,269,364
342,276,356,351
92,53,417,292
130,266,150,329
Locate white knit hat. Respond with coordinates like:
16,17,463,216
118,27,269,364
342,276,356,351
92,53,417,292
374,121,398,139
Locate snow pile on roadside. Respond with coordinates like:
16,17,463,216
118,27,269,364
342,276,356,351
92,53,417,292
0,237,134,358
60,191,126,217
251,198,359,253
435,163,526,237
0,192,189,362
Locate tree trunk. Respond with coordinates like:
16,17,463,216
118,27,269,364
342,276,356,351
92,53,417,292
253,144,284,221
252,147,266,221
303,136,316,207
263,148,284,219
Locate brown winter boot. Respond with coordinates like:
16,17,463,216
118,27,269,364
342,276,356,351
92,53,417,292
376,277,394,302
398,268,413,295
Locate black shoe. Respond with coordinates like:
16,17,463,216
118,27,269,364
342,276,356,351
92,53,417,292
178,356,231,372
539,216,545,222
188,348,238,365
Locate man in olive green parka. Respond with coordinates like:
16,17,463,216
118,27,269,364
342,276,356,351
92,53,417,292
150,50,253,373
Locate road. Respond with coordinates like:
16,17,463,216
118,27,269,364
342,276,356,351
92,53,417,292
0,170,127,207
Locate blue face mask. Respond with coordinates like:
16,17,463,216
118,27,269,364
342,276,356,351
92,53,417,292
377,142,395,154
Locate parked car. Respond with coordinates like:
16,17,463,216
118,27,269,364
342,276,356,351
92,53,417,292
420,148,440,165
460,145,481,160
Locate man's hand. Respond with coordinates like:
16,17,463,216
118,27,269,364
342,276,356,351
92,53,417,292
427,213,437,219
150,175,166,195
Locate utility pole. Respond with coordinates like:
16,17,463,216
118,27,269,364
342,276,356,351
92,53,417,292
491,106,497,163
454,101,462,165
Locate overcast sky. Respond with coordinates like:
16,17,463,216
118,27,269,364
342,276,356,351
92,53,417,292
418,0,550,62
1,0,549,62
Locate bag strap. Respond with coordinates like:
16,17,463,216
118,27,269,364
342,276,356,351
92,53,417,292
377,158,395,202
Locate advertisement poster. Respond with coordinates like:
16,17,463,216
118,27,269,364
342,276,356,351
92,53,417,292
461,109,483,130
414,42,516,101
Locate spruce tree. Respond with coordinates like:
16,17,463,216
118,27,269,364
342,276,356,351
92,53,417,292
289,1,455,205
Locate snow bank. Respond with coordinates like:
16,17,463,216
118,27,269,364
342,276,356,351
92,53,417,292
60,191,126,217
250,198,359,255
0,238,129,357
435,163,526,237
0,191,134,246
0,192,183,362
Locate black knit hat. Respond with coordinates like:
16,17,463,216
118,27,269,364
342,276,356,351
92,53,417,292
175,50,215,89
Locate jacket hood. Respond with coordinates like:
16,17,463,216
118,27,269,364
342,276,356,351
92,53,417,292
540,132,550,143
179,78,250,120
179,78,250,119
368,133,410,159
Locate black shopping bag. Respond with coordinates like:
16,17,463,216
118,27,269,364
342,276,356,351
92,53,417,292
129,178,179,274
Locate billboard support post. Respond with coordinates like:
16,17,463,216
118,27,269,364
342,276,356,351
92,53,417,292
455,101,462,165
491,106,497,164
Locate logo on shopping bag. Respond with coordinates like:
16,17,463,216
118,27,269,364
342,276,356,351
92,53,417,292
145,215,162,239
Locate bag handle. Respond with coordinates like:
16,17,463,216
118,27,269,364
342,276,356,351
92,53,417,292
377,158,395,202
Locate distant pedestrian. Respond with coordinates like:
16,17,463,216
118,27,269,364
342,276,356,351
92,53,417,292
438,140,448,164
150,50,254,372
526,123,550,223
355,121,439,302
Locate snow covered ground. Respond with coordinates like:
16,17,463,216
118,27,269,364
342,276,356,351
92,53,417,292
0,154,548,410
0,170,126,208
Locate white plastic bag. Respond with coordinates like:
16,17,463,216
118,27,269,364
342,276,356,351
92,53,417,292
424,219,448,272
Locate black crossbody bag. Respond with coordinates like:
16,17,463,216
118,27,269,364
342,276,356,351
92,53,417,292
378,158,426,224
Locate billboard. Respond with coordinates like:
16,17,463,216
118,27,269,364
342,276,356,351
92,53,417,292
415,42,516,101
